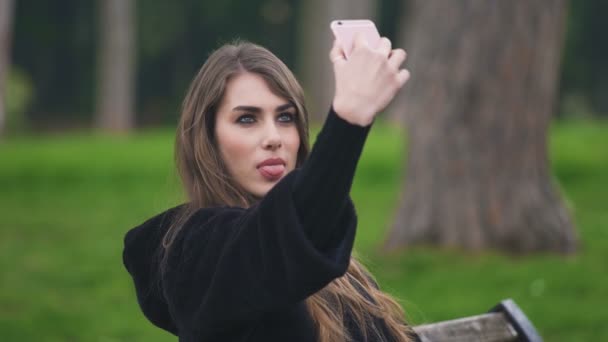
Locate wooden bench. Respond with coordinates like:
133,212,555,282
412,299,542,342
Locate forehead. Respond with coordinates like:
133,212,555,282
221,72,288,110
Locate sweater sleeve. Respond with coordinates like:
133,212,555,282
292,107,371,247
123,108,371,337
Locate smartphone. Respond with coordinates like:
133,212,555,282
330,19,381,59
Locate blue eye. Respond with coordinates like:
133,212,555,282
237,114,256,124
278,112,295,123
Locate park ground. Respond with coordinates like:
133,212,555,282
0,118,606,341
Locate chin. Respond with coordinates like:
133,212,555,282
250,182,278,198
258,185,273,197
246,185,267,198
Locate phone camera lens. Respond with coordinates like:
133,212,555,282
338,21,342,25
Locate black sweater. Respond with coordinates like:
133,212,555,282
123,109,409,341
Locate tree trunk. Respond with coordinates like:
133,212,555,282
385,1,411,125
297,0,376,123
95,0,135,132
385,0,577,254
0,0,15,138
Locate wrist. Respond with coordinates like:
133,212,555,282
332,97,374,127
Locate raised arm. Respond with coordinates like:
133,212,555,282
293,34,409,245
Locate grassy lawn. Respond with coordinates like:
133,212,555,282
0,119,606,341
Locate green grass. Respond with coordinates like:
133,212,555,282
1,119,606,341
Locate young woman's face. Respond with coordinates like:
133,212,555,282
215,72,300,198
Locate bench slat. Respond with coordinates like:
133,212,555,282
413,312,519,342
411,299,542,342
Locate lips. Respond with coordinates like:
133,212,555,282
257,158,286,180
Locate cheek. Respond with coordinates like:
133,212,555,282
217,127,255,171
285,128,301,161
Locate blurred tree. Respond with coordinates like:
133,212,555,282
376,0,404,50
560,0,608,117
385,0,577,254
7,0,608,131
297,0,377,122
0,0,15,137
135,0,299,125
12,1,95,128
95,0,135,132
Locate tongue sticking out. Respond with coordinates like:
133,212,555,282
259,164,285,179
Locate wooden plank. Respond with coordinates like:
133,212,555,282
490,299,543,342
413,312,519,342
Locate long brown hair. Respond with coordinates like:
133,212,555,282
163,41,413,342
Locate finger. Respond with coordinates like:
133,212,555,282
396,69,411,87
352,32,369,50
329,39,346,64
388,48,407,70
377,37,392,57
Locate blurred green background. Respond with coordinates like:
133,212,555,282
1,0,607,341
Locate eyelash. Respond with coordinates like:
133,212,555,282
236,112,295,124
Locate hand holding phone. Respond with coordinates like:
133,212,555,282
329,19,410,126
330,20,381,59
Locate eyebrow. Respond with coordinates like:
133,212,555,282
232,103,294,113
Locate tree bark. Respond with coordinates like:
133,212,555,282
297,0,376,122
95,0,135,132
385,0,577,254
0,0,15,138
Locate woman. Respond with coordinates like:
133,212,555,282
123,35,415,341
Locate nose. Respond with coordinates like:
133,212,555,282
262,121,282,151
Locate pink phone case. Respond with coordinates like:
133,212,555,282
330,20,381,58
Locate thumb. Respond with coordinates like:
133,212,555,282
397,69,411,87
352,32,369,50
329,39,346,65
